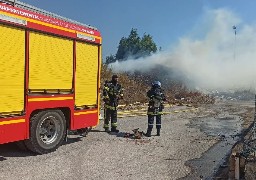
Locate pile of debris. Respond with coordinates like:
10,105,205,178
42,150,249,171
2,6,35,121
123,128,151,145
124,128,144,139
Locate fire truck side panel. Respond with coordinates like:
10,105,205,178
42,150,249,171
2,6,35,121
0,117,26,144
29,32,73,90
28,21,76,39
27,95,74,111
73,42,100,129
0,2,102,146
26,95,74,133
73,109,98,129
0,24,25,113
75,42,99,106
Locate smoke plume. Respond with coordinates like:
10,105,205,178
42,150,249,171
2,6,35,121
109,8,256,91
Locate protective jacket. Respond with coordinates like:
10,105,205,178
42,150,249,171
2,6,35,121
103,80,123,110
147,87,166,115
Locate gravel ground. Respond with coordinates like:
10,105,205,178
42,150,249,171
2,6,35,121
0,101,252,180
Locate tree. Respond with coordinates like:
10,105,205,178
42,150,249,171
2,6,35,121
116,29,141,61
105,54,116,64
115,37,128,61
105,28,158,63
126,28,141,58
139,34,157,57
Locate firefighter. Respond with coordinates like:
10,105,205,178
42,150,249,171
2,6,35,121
103,75,123,133
145,81,166,137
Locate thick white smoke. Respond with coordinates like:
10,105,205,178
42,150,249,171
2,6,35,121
109,9,256,91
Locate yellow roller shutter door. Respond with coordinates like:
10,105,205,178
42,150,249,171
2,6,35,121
0,24,25,113
76,42,99,106
29,32,73,90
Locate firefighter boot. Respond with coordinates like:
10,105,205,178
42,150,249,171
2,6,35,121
145,129,152,137
111,127,119,133
104,127,110,133
156,128,160,136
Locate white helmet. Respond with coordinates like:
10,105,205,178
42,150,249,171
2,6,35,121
152,81,161,88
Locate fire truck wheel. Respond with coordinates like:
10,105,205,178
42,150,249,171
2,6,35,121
25,110,66,154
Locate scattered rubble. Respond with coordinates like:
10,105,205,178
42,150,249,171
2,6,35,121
211,90,255,101
123,128,144,139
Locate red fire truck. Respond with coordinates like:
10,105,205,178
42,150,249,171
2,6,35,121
0,0,101,154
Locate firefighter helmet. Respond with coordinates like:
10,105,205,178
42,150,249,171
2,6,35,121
112,74,118,79
152,81,161,88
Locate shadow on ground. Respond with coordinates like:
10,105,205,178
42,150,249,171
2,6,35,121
0,135,83,160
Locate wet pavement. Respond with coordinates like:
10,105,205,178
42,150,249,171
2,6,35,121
182,102,252,179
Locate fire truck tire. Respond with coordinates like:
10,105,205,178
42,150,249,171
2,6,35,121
24,110,66,154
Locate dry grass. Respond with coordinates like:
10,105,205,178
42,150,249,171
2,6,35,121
100,64,215,108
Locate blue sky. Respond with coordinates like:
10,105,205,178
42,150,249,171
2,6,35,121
20,0,255,60
14,1,256,90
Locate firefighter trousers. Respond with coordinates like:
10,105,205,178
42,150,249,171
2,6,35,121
148,115,161,130
104,108,118,129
